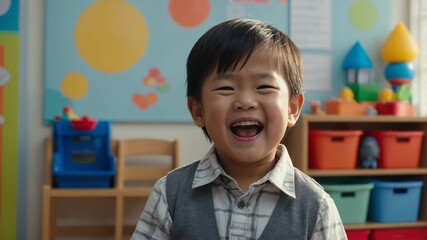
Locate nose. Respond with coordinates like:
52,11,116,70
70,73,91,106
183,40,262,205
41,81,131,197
233,92,258,110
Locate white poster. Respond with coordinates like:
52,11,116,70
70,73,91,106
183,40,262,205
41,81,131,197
290,0,332,50
303,54,331,91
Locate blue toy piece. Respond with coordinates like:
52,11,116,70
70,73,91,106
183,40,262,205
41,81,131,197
385,62,415,79
52,119,116,188
358,136,379,169
343,42,373,84
342,42,373,69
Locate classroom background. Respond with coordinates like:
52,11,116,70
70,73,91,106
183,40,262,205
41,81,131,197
0,0,426,239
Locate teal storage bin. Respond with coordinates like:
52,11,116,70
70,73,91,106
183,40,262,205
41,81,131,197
368,179,423,223
319,178,373,224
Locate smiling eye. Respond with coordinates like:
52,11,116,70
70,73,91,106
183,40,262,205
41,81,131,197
257,85,277,90
216,86,234,91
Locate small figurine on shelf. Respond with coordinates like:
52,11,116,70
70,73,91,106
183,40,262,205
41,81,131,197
54,106,98,130
339,87,355,101
325,87,371,115
55,106,80,121
378,87,396,102
366,105,378,116
378,22,418,116
308,101,325,115
324,42,378,116
342,42,379,102
358,136,379,169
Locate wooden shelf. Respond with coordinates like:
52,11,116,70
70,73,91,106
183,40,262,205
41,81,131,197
300,115,427,123
345,220,427,230
52,225,135,236
45,186,153,198
47,187,118,197
42,137,180,240
284,114,427,231
306,168,427,177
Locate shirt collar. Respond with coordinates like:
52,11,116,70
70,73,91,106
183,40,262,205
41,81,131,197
269,144,296,199
192,144,296,199
192,146,222,189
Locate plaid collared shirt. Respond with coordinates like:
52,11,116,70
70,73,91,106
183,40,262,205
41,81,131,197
131,144,347,240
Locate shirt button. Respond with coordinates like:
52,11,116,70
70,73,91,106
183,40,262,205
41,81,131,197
237,200,246,209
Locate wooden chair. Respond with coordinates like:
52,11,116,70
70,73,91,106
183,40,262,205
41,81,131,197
42,137,179,240
114,138,180,238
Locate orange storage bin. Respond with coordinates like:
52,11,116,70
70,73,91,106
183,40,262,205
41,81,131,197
309,130,363,169
346,230,370,240
369,131,424,168
371,228,427,240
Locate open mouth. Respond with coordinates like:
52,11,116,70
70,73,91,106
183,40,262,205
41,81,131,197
230,120,264,138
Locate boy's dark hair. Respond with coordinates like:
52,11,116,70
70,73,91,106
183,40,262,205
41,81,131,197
186,18,304,139
186,18,304,100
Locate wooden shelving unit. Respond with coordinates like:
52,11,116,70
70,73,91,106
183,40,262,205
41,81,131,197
284,114,427,230
42,137,180,240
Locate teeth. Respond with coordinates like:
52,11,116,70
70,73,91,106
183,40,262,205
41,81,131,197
232,121,260,127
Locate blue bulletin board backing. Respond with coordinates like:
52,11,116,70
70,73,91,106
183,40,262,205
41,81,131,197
303,0,392,113
44,0,391,122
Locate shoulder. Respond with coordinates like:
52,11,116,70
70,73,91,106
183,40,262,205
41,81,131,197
166,160,203,194
167,160,201,179
293,168,329,201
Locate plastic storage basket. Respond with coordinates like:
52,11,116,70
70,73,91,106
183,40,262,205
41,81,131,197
345,230,370,240
369,131,424,168
368,179,424,223
319,178,373,224
371,228,427,240
52,120,116,188
309,130,363,169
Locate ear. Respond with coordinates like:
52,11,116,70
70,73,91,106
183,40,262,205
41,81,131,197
287,94,304,127
187,97,205,128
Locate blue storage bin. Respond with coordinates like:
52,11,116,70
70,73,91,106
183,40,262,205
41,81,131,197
52,120,116,188
368,179,423,223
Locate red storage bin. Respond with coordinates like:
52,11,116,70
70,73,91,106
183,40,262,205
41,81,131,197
346,230,370,240
309,130,362,169
369,131,424,168
371,228,427,240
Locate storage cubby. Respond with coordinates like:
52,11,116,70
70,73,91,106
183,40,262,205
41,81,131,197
284,114,427,230
42,137,180,240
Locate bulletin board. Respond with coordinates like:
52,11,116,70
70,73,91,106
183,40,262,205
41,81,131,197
0,0,20,239
44,0,392,122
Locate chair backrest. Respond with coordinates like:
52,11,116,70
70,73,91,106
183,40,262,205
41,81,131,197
116,138,180,188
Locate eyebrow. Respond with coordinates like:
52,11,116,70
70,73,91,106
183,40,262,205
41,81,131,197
213,73,234,80
215,71,275,79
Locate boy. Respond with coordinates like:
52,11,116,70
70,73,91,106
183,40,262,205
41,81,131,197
131,18,347,239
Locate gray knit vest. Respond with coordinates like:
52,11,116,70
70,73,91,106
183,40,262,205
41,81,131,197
166,161,321,239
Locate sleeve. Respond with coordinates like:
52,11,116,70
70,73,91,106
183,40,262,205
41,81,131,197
130,176,172,240
311,195,348,240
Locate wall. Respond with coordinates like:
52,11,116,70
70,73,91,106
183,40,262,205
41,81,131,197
22,0,409,239
24,1,211,239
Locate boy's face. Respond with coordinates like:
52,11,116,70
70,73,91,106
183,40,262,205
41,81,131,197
188,49,304,166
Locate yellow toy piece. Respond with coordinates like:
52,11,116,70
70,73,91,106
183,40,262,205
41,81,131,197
63,106,80,120
379,87,396,102
340,87,355,101
381,22,419,62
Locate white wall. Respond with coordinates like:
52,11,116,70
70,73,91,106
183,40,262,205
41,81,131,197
23,0,410,239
